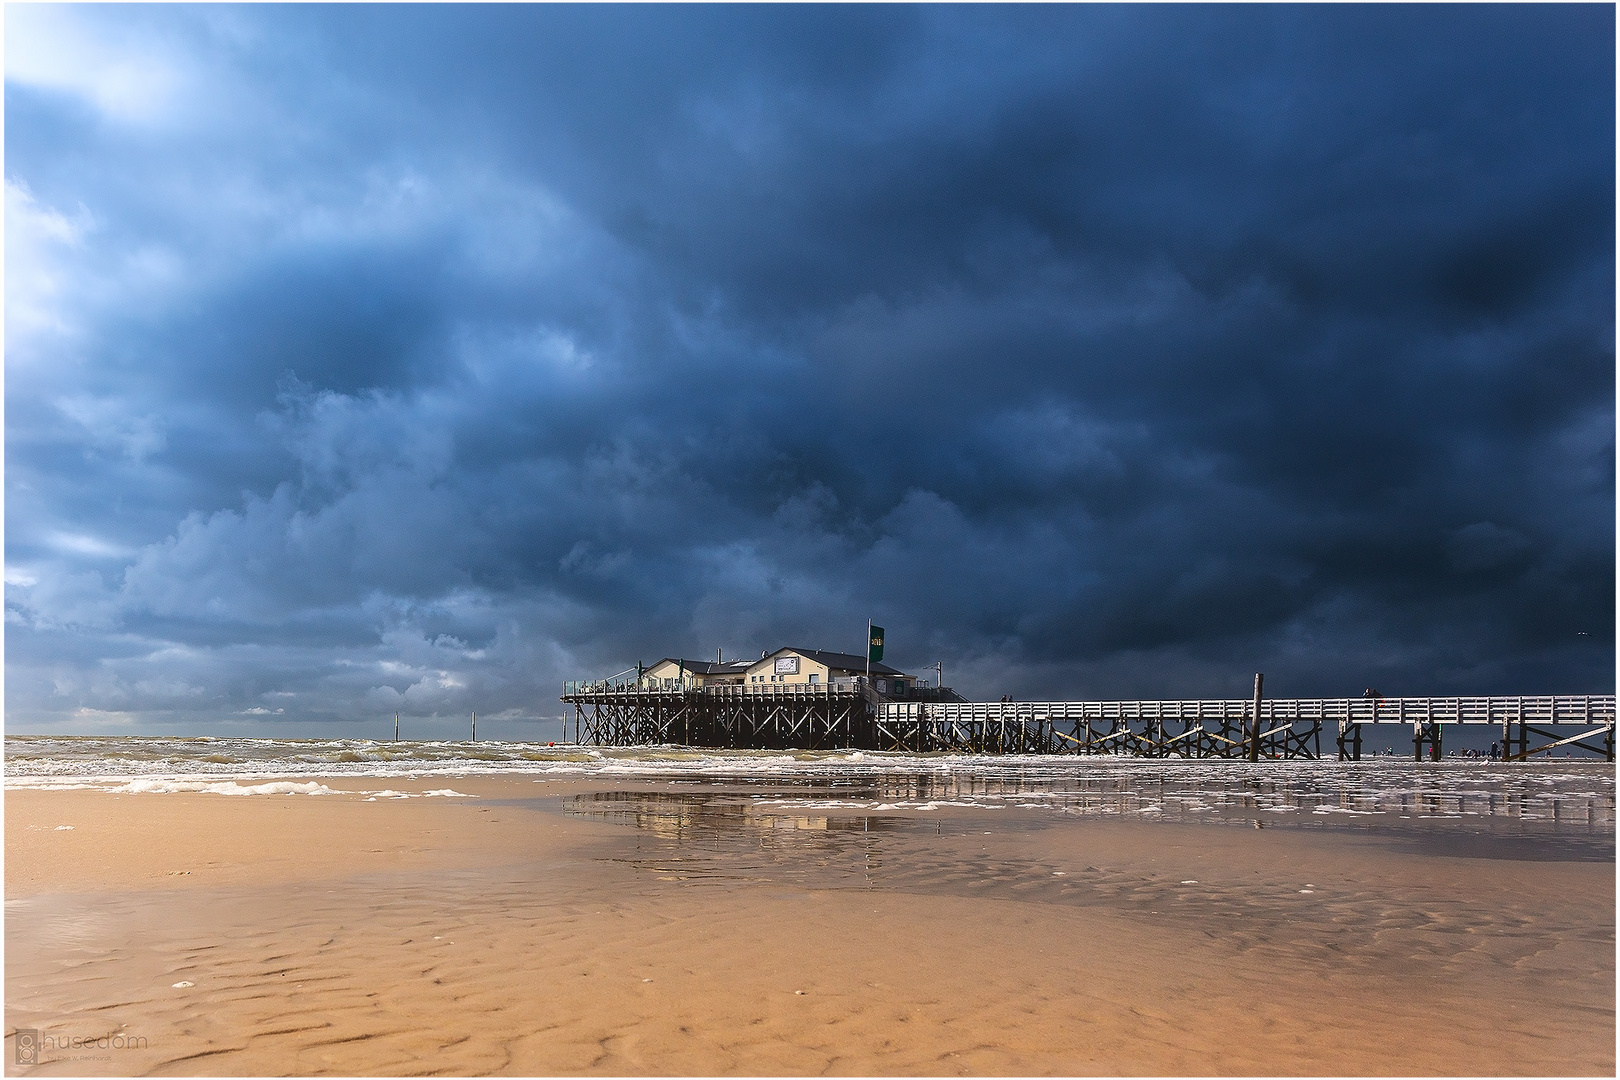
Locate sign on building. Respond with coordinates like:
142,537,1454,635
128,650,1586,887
774,655,799,675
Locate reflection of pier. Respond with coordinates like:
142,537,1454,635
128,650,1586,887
561,681,1615,761
562,774,1615,830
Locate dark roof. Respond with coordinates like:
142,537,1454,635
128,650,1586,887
654,658,752,675
773,648,903,676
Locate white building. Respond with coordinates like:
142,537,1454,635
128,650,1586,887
642,656,751,687
643,647,915,695
743,647,913,696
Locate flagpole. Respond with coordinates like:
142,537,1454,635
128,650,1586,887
865,619,871,684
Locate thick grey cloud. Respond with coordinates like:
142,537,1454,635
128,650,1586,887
6,5,1613,737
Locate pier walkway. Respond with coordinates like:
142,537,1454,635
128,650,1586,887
561,681,1615,760
876,695,1616,760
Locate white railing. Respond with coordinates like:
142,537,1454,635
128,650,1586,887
563,677,868,698
879,695,1617,727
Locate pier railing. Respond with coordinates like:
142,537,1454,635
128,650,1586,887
562,678,868,699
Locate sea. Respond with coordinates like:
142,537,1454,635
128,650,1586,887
5,735,1614,840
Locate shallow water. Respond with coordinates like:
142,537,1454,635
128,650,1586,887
8,735,1613,839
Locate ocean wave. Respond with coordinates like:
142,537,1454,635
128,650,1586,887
12,776,478,799
118,779,343,796
4,735,1612,825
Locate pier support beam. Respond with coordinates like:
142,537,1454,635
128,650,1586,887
1413,720,1442,761
1502,723,1616,762
1337,720,1363,761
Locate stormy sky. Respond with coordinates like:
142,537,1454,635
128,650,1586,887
6,4,1614,738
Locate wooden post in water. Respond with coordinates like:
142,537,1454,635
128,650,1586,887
394,713,399,741
1247,673,1264,762
471,712,476,741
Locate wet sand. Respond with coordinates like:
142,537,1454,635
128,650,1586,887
6,775,1614,1076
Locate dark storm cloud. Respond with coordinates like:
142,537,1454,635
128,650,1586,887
6,5,1612,735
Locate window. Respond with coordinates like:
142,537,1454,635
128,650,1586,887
808,674,819,683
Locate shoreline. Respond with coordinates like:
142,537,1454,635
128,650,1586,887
7,775,1615,1075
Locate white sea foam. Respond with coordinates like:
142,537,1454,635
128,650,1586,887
119,779,342,797
16,777,480,800
4,735,1611,827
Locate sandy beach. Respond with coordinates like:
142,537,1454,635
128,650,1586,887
6,773,1614,1076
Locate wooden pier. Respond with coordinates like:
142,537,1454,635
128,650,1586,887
561,680,1616,761
876,695,1617,760
562,680,890,750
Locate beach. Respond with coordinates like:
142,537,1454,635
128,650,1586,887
5,758,1614,1077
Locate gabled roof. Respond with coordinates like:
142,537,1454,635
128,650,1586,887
762,647,903,676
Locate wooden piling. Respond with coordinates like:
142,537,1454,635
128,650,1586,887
1247,673,1264,762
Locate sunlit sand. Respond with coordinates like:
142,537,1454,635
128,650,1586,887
6,761,1613,1076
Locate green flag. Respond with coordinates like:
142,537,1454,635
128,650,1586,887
868,625,885,664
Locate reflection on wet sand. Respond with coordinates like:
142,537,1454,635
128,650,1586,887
570,762,1616,825
7,775,1614,1076
568,787,905,837
564,788,906,888
562,767,1616,906
565,763,1614,840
